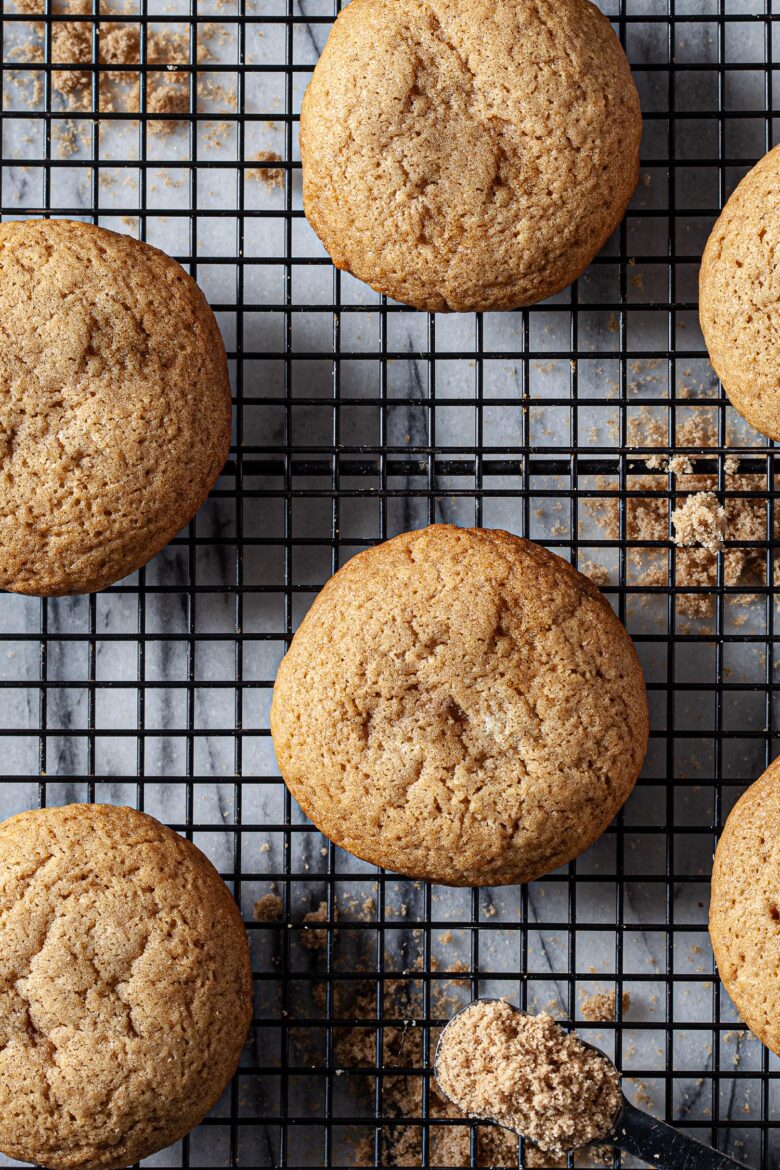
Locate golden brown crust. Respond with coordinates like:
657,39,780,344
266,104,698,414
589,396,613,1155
710,759,780,1055
0,803,253,1170
300,0,642,313
700,145,780,440
270,525,649,886
0,219,232,595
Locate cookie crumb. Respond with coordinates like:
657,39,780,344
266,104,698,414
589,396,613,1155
581,991,631,1023
436,1002,622,1155
672,492,726,554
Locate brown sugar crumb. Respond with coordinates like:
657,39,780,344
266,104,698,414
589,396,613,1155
301,899,338,950
580,991,631,1024
247,149,284,188
100,23,140,67
668,455,694,475
52,19,93,105
613,421,765,617
579,559,611,587
53,119,80,159
672,492,726,554
253,892,282,922
147,82,190,134
435,1003,622,1156
524,1142,613,1169
26,13,202,134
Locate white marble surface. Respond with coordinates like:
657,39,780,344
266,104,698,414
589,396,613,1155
1,0,779,1166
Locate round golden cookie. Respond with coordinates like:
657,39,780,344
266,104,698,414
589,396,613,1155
0,219,231,596
700,145,780,440
270,525,649,886
300,0,642,313
0,803,252,1170
710,759,780,1055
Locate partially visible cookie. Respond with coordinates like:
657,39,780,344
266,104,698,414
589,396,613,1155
270,525,649,886
300,0,642,313
710,759,780,1055
0,803,253,1170
0,219,232,595
700,145,780,439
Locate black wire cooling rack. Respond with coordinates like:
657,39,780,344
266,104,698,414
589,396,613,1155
1,0,780,1167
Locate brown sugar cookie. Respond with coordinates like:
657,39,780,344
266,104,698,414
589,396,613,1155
300,0,642,313
0,219,231,595
0,803,253,1170
700,144,780,439
270,525,649,886
710,758,780,1055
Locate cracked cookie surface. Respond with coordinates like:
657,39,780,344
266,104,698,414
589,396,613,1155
710,759,780,1056
270,525,648,886
300,0,642,313
0,803,252,1170
0,219,231,595
700,144,780,440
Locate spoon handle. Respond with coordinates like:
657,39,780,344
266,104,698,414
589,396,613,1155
614,1100,753,1170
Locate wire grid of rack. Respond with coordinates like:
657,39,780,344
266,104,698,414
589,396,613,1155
1,0,780,1167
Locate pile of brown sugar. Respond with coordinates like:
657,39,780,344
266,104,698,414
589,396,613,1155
46,1,202,128
9,0,240,138
290,902,609,1167
435,1002,622,1156
671,492,726,555
344,986,523,1168
580,407,771,620
629,467,767,620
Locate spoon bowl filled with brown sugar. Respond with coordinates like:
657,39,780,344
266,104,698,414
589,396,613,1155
434,1000,752,1170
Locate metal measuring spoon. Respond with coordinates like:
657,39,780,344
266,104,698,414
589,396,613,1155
434,1000,752,1170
